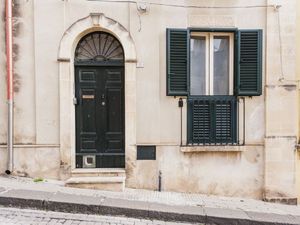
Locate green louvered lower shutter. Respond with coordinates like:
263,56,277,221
188,96,237,145
236,30,263,96
214,98,237,144
188,98,211,144
167,29,188,96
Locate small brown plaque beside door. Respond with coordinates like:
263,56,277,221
82,95,95,99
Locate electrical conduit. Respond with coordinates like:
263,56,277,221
5,0,13,175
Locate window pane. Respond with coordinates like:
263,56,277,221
213,36,229,95
190,37,206,95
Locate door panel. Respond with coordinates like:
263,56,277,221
104,68,124,154
107,89,122,132
75,66,125,168
80,89,97,133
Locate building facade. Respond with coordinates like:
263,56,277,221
0,0,299,204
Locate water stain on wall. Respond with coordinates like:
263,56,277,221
244,149,260,164
1,5,5,23
207,182,218,194
12,43,19,62
12,1,22,18
12,1,23,93
13,73,21,93
12,1,24,36
264,189,288,198
12,20,23,37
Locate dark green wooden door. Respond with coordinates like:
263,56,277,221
75,66,125,168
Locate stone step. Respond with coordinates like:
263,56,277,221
65,176,125,191
70,168,126,177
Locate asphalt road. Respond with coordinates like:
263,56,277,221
0,206,201,225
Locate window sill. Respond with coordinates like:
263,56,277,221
181,145,245,153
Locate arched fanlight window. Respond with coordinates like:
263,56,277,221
75,32,124,62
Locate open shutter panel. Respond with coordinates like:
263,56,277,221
236,30,262,96
167,29,188,96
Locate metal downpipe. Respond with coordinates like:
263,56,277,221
5,0,13,175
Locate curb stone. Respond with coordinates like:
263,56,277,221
0,189,299,225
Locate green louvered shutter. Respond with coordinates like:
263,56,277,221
214,97,237,144
236,30,263,96
188,98,212,144
188,96,237,145
167,29,188,96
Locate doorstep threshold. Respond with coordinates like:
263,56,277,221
66,176,125,184
71,168,126,174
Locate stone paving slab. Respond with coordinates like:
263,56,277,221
49,192,104,205
2,189,53,200
204,207,250,220
0,176,300,225
0,187,5,193
246,211,300,225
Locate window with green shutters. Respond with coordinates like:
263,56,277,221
166,28,263,145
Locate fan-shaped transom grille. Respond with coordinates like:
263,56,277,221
75,32,124,62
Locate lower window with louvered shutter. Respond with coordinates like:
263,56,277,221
166,28,262,145
188,96,237,145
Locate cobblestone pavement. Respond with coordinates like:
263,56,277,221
0,207,201,225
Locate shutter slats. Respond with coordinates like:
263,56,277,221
236,30,262,96
215,101,233,141
188,96,237,145
167,29,188,96
192,100,211,142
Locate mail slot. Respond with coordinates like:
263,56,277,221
83,155,96,168
82,95,95,99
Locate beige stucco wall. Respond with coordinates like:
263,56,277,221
0,0,298,201
0,0,61,178
264,0,298,202
296,0,300,202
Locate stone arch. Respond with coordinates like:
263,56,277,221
58,13,136,62
57,14,137,178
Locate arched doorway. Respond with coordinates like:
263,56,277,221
74,31,125,168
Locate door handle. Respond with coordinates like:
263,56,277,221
73,97,78,105
101,94,105,106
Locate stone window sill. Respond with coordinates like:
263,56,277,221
181,145,245,153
